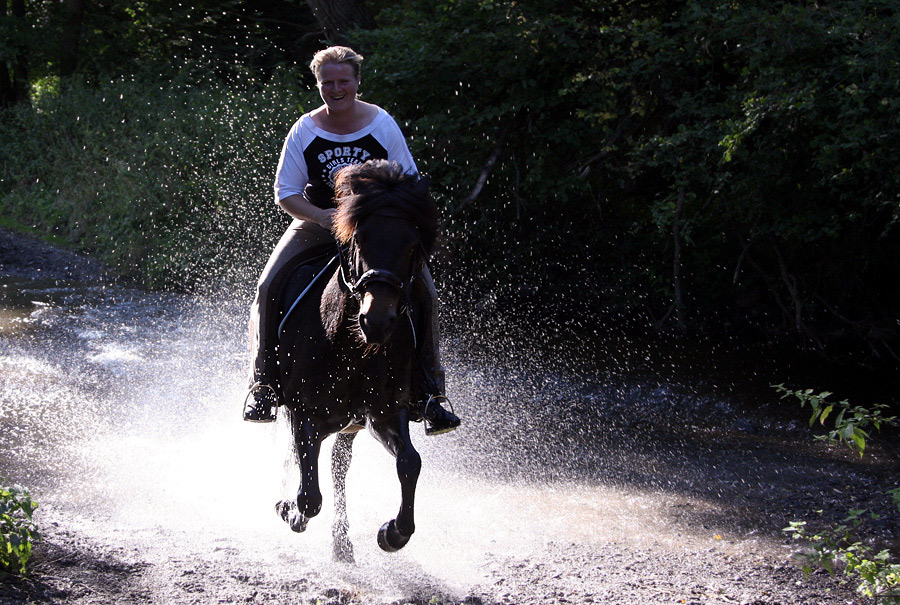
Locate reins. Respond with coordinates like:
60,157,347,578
276,229,426,342
277,252,340,340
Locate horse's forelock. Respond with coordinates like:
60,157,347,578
333,161,437,250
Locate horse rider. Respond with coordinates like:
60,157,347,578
244,45,460,436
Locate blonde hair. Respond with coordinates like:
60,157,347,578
309,46,363,81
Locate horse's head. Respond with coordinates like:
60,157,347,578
333,160,438,347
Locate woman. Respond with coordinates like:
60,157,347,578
245,46,460,436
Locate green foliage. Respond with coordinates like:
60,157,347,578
774,385,898,456
0,69,310,289
786,512,900,602
353,0,611,291
779,386,900,601
2,0,321,84
352,0,900,355
0,478,40,577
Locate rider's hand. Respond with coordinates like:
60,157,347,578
318,208,336,230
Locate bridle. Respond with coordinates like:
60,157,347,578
339,235,406,298
338,229,426,311
276,230,425,342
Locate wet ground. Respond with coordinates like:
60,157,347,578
1,229,898,604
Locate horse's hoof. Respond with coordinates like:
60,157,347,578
275,500,308,533
377,519,411,552
332,538,355,564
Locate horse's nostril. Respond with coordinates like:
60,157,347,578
358,310,397,346
359,313,372,333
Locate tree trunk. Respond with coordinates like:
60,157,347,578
2,0,29,106
304,0,375,44
60,0,86,78
0,56,12,108
0,0,9,107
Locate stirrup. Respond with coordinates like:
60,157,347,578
422,394,460,436
243,382,279,423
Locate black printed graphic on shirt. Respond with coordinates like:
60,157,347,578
303,133,388,190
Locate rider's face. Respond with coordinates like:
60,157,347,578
317,62,359,113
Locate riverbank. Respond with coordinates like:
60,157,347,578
0,228,110,282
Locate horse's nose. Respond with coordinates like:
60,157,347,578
359,291,398,345
358,309,397,345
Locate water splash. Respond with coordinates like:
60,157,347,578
0,275,817,602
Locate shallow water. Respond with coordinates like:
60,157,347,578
0,273,887,602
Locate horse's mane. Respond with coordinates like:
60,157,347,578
333,160,438,254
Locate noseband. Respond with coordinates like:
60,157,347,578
338,231,423,304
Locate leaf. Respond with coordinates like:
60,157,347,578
833,407,847,429
841,423,855,441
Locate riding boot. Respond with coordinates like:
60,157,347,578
410,269,461,436
247,288,280,423
246,308,280,423
409,361,460,434
423,400,460,435
243,382,279,423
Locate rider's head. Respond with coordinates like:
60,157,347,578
309,46,363,81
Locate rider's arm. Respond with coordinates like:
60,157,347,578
278,194,335,229
274,116,321,222
380,111,418,176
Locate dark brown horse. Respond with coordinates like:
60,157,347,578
273,159,438,562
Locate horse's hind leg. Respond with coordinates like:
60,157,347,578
331,431,357,563
371,410,421,552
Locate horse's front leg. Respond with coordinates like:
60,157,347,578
331,430,357,563
295,416,325,517
370,408,420,552
276,417,324,533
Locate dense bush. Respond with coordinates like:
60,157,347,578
779,387,900,601
355,0,900,361
0,478,39,576
1,0,899,366
0,0,320,90
0,69,314,289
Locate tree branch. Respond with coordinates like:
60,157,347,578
813,293,900,363
578,116,631,178
453,126,512,215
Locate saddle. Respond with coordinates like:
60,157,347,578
276,243,339,341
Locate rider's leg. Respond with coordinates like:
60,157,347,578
412,265,461,435
245,219,334,422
